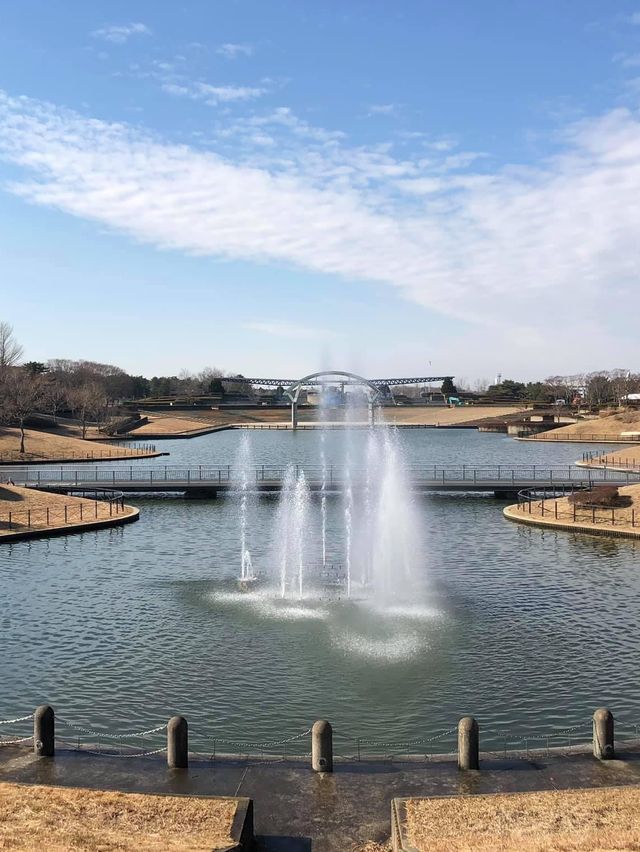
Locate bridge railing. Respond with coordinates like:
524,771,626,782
9,464,640,487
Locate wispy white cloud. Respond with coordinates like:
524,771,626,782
91,23,151,44
243,321,336,341
162,81,266,104
612,51,640,68
217,43,254,59
0,90,640,362
368,103,397,116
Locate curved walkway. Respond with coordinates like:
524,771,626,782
504,483,640,539
0,485,139,543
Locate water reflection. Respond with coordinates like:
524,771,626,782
1,430,639,748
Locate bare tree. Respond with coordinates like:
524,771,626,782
1,370,47,454
43,380,68,423
67,383,107,439
0,322,23,372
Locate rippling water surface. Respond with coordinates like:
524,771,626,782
2,429,639,750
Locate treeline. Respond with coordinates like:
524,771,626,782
0,322,249,453
480,371,640,405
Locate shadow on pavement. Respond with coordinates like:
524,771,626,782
257,836,312,851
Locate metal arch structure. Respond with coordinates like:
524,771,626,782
227,375,453,388
284,370,383,430
222,372,456,429
284,371,382,405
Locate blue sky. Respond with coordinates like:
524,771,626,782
1,1,640,382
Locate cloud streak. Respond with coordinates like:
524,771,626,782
217,43,254,59
0,91,640,355
91,23,151,44
162,81,266,104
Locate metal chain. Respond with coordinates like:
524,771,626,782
205,728,312,749
0,714,33,726
76,746,167,758
57,719,167,739
0,735,33,745
356,726,458,748
55,737,166,758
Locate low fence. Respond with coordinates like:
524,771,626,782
516,487,639,528
0,491,127,532
1,707,637,770
582,450,640,469
0,445,157,464
530,432,640,443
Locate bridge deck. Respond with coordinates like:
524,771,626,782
27,478,638,495
8,464,638,495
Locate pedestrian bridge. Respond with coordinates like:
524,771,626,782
11,464,640,498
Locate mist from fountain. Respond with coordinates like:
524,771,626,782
273,464,312,599
235,380,426,611
235,432,256,582
367,426,423,605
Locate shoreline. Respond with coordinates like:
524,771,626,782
503,502,640,539
0,485,140,543
0,451,167,466
0,507,140,543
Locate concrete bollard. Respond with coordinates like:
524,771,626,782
312,720,333,772
458,716,479,770
593,708,614,760
167,715,188,769
34,705,55,757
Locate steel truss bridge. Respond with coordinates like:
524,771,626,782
227,371,455,429
228,376,453,387
11,464,639,498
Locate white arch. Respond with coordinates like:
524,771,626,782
284,371,382,404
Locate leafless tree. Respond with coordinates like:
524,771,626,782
0,322,23,372
43,380,68,423
0,370,47,454
67,383,107,439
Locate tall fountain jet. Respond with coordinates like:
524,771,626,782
235,432,257,589
237,374,425,607
273,464,312,599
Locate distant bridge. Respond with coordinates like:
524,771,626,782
11,464,640,498
227,375,453,388
228,371,455,429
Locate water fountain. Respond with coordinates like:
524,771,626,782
233,378,425,607
235,432,259,591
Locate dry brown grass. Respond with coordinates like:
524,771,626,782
380,405,524,426
505,482,640,534
130,405,525,432
130,415,221,435
0,428,153,461
403,785,640,851
532,411,640,442
0,781,238,851
0,485,136,536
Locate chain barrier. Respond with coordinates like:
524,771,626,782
355,726,458,749
55,737,167,758
2,712,639,759
57,718,166,739
0,714,33,726
201,728,313,749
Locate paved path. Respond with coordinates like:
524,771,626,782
1,745,640,850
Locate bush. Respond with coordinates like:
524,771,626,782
568,486,632,508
